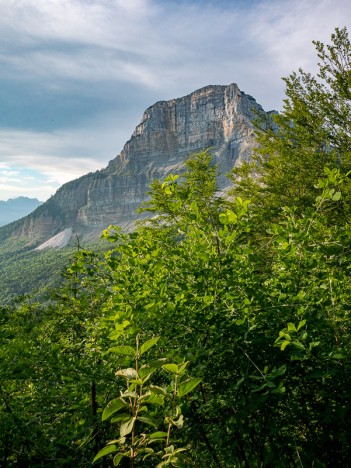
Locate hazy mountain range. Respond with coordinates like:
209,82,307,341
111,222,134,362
0,197,42,227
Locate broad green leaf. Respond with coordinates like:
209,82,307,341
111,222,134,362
162,363,178,374
93,444,118,463
297,320,306,331
177,378,202,397
287,323,296,332
280,340,290,351
102,398,127,421
227,210,238,223
113,452,126,466
292,341,305,350
139,336,160,356
120,417,136,437
143,394,164,405
139,367,155,379
109,346,136,357
164,445,175,454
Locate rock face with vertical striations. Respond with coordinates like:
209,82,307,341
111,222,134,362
1,83,274,247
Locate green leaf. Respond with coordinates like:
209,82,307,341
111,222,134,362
120,417,136,437
177,361,189,375
144,359,167,370
219,212,228,224
111,413,131,423
280,340,290,351
143,394,164,405
93,444,118,463
162,363,178,374
102,398,127,421
297,320,306,331
177,378,202,397
330,352,344,359
139,367,154,379
142,448,155,460
226,210,238,223
113,452,126,466
139,336,160,356
292,341,305,350
287,323,296,332
235,319,245,326
109,346,136,357
149,431,168,439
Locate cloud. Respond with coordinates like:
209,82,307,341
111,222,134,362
1,0,349,104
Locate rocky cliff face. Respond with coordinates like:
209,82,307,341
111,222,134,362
5,83,272,246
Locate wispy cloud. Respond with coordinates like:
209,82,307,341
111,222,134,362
1,0,349,100
0,111,139,200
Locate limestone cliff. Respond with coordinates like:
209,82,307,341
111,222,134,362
3,83,272,246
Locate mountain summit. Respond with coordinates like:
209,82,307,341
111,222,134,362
1,83,272,247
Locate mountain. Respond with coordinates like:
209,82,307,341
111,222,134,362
0,83,275,302
0,197,42,227
0,83,273,250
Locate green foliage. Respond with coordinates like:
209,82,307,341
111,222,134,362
94,334,200,466
1,29,351,467
231,26,351,223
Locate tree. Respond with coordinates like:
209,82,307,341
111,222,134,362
231,27,351,223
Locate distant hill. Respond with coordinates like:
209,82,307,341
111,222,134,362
0,197,42,227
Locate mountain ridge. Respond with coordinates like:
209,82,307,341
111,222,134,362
0,83,273,249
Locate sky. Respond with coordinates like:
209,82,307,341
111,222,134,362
0,0,350,201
